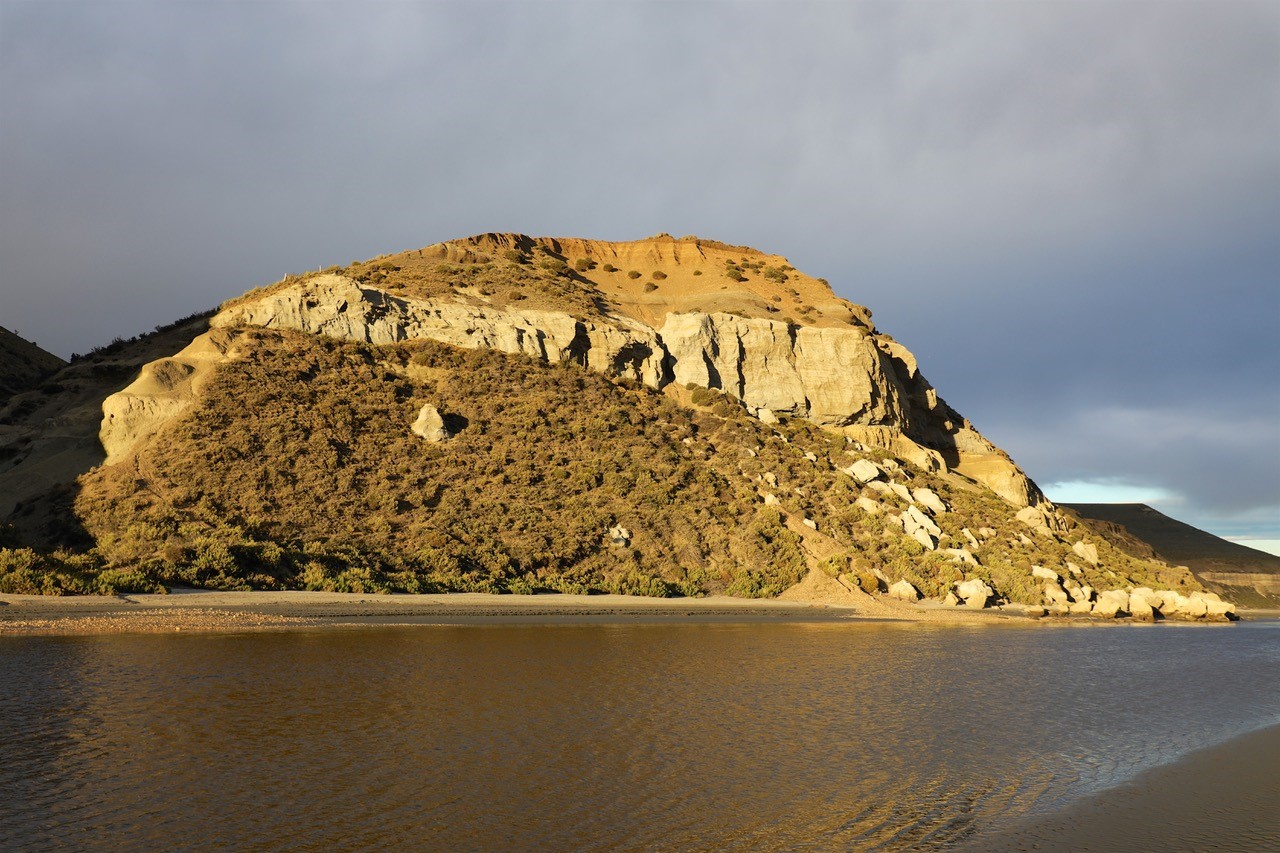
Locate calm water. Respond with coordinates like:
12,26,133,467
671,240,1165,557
2,621,1278,850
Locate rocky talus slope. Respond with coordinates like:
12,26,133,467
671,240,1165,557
0,235,1233,617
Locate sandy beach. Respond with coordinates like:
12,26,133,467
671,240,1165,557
978,721,1280,851
0,584,1057,635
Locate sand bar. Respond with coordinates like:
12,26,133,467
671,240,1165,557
977,721,1280,851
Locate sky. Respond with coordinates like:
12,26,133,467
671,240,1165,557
2,0,1277,545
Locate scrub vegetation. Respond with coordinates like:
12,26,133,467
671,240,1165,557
2,328,1192,599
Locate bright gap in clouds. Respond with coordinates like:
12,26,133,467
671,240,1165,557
1226,539,1280,558
1042,480,1181,505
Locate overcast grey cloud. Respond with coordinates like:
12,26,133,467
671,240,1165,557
2,0,1277,540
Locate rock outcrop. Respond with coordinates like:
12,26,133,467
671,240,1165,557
99,328,250,464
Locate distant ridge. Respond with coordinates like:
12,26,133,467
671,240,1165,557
0,325,65,401
1066,503,1280,604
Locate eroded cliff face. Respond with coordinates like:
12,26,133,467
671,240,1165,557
99,328,251,464
99,252,1043,508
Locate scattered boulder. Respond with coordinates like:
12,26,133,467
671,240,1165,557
1031,565,1059,582
606,525,631,547
865,480,893,496
1069,599,1094,615
942,547,978,566
1072,540,1100,566
1066,561,1084,578
1204,599,1237,621
1015,506,1050,536
755,407,779,424
1043,581,1070,606
912,488,948,515
978,527,997,539
764,472,778,487
903,504,941,537
961,528,981,550
1091,589,1129,618
1066,584,1094,604
956,578,994,609
943,591,960,607
889,580,921,602
909,528,938,551
411,404,452,442
1129,593,1156,622
1181,596,1209,618
804,451,818,463
855,497,881,516
802,518,817,530
763,493,780,506
846,459,881,483
888,482,912,502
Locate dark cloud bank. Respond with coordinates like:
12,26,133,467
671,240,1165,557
2,1,1276,539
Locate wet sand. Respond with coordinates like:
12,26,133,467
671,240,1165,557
978,722,1280,851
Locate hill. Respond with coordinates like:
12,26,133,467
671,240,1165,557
0,234,1225,618
1066,503,1280,605
0,326,65,400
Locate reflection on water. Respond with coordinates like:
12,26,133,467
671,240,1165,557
2,621,1278,850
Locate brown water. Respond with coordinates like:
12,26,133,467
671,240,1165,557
3,621,1278,850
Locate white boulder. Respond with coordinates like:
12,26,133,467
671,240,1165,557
846,459,881,483
889,580,921,602
1072,540,1100,566
1043,582,1070,606
956,579,994,609
912,488,948,515
411,405,451,442
903,504,941,537
910,528,938,551
1091,590,1129,618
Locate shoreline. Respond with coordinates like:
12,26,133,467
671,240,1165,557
975,721,1280,851
1,588,1271,636
0,589,911,635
